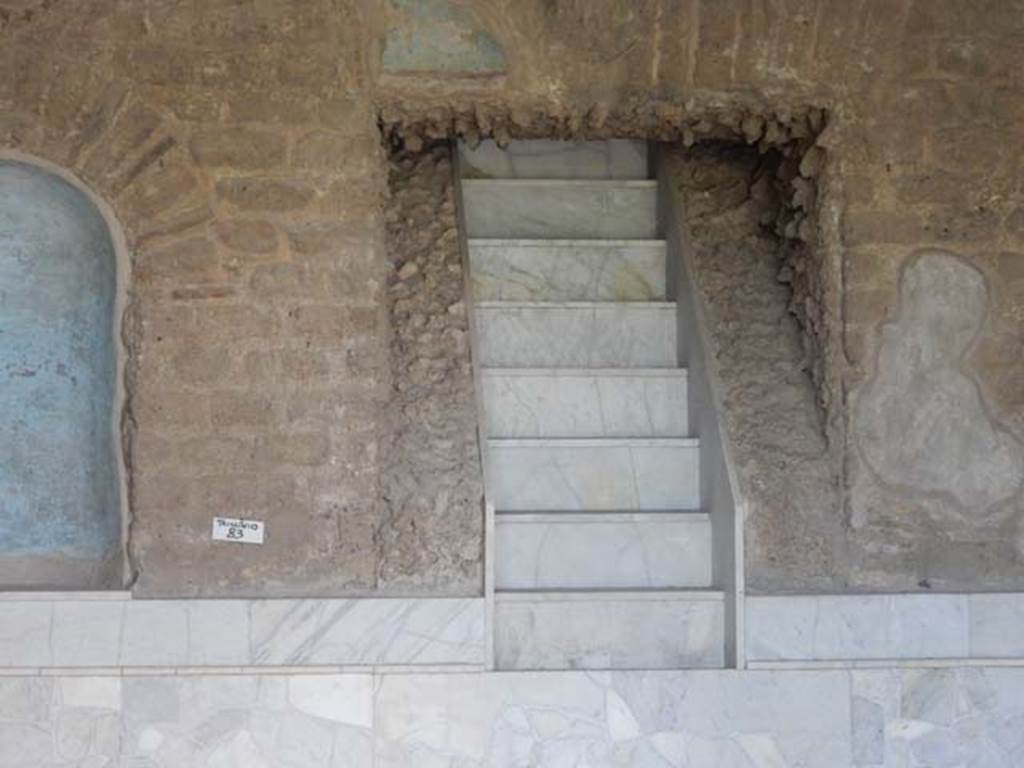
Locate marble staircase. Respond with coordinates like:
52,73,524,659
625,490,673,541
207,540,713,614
459,139,724,670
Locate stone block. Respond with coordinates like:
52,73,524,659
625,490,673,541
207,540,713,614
189,127,286,169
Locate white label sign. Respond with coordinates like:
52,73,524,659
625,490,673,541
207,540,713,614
212,517,265,545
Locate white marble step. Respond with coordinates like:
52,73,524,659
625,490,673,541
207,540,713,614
488,437,700,511
469,239,667,302
475,302,677,368
459,139,648,180
494,512,711,590
482,368,688,438
462,180,659,239
495,590,725,670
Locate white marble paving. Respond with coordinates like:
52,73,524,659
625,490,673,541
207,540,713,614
495,592,725,670
119,674,374,767
469,239,666,301
0,597,485,670
482,368,689,438
460,139,648,180
475,302,678,368
495,512,711,589
462,180,659,239
488,438,701,511
3,666,1024,766
745,594,971,662
375,669,850,765
851,667,1024,767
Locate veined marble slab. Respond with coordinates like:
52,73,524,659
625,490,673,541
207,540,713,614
459,139,648,179
482,368,689,438
375,668,850,765
475,302,678,368
0,597,485,669
469,239,666,301
745,594,970,662
495,591,725,670
494,512,711,589
462,180,659,239
488,437,700,511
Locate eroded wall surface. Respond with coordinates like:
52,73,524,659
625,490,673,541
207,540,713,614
1,0,1022,594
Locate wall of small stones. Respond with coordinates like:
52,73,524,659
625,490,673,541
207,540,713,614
379,142,483,594
1,0,1022,594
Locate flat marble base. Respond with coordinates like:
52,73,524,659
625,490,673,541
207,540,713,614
469,239,667,301
494,591,725,670
462,180,659,239
495,512,712,589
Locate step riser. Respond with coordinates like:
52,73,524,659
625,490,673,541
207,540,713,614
495,516,711,590
475,305,677,368
483,372,688,438
460,139,648,180
469,241,666,302
462,181,658,239
488,442,700,511
495,597,724,670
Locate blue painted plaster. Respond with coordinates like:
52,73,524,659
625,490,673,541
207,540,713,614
382,0,505,74
0,161,119,557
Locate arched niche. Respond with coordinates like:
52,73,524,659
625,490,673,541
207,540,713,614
0,158,126,588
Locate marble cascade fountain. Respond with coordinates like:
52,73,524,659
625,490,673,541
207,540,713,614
459,139,724,670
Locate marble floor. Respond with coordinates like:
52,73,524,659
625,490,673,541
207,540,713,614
4,666,1023,766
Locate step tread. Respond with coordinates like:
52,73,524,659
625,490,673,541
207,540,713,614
495,511,709,524
477,300,675,309
488,437,699,448
482,367,687,377
496,589,725,601
462,179,658,188
468,238,666,247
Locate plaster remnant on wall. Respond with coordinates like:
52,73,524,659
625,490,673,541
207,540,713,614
382,0,505,75
855,251,1024,517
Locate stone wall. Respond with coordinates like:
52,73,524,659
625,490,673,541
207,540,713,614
379,143,483,594
1,0,1022,594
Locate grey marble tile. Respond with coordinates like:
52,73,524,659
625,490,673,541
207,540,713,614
482,369,688,438
969,593,1024,658
475,302,678,368
0,676,120,767
462,180,659,239
459,139,648,180
495,592,724,670
375,669,851,766
488,438,700,511
119,674,373,767
469,239,666,301
745,595,970,662
495,512,711,589
851,667,1024,767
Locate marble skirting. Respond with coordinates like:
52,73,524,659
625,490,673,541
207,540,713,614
0,596,485,671
746,593,1024,664
4,666,1023,766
